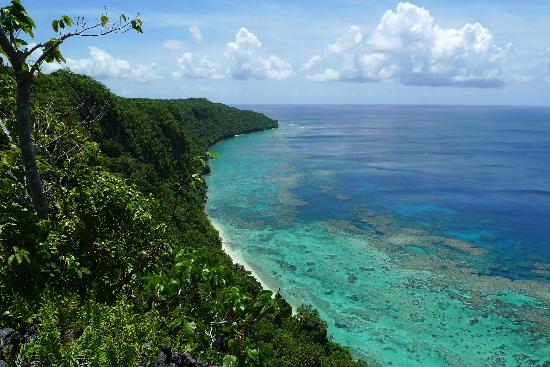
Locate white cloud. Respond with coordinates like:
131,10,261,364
173,52,225,80
307,2,507,88
132,63,163,83
302,54,323,71
163,39,184,50
306,68,340,81
189,25,203,44
47,47,162,83
328,26,363,55
225,27,293,80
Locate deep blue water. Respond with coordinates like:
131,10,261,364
244,105,550,281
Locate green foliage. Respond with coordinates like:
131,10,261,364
0,65,367,367
0,0,37,41
130,19,143,33
16,296,167,367
143,249,293,364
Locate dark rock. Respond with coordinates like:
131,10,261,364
0,328,20,363
157,347,217,367
335,322,348,329
0,328,19,351
347,275,357,283
351,295,359,301
324,289,334,295
1,326,37,362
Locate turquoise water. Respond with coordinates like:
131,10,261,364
206,105,550,366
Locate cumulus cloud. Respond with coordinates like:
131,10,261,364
225,27,293,80
131,64,163,83
189,25,203,44
46,47,162,83
173,52,225,79
170,27,291,81
302,54,323,71
307,68,340,81
163,39,184,50
307,2,507,88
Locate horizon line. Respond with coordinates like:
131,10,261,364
231,103,550,108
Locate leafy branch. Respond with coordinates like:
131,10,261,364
0,1,142,74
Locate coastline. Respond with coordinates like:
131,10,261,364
210,218,281,294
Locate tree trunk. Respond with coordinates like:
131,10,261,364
15,70,48,219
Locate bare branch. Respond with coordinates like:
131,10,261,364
30,16,138,74
24,42,44,57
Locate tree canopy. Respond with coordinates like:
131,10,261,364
0,68,368,366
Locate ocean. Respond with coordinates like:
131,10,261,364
206,105,550,366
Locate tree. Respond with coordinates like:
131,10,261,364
0,0,142,219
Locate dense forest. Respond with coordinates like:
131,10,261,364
0,67,367,366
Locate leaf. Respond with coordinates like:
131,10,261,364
52,19,59,32
8,246,30,265
61,15,72,27
170,315,185,329
56,53,66,64
130,19,143,33
101,15,109,26
15,38,27,46
183,320,196,334
222,355,237,367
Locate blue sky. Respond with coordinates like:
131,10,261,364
15,0,550,104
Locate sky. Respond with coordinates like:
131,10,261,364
11,0,550,105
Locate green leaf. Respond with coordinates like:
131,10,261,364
183,320,196,334
61,15,72,27
101,15,109,26
222,355,237,367
15,38,28,46
8,246,30,265
52,19,59,32
130,18,143,33
170,315,185,329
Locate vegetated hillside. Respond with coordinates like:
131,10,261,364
0,68,367,367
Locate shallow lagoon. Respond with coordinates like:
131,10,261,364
206,105,550,366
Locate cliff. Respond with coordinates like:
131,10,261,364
0,68,366,366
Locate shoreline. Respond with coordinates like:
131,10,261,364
210,218,281,294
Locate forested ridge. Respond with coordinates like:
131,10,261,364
0,67,367,366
